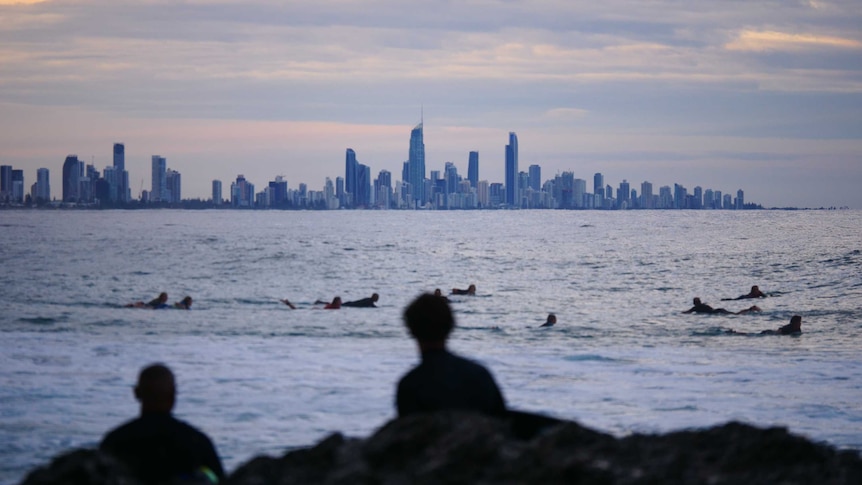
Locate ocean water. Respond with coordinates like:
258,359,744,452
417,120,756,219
1,209,861,483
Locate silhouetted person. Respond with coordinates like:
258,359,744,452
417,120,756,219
342,293,379,308
683,297,760,315
539,314,557,327
451,284,476,296
396,293,506,417
723,285,767,300
100,364,224,484
761,315,803,335
433,288,449,301
173,296,193,310
125,292,168,309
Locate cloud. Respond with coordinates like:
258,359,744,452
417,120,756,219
726,30,862,52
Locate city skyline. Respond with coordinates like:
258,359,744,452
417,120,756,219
1,1,860,208
1,127,760,211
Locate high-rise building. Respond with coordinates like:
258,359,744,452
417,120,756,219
165,169,181,203
112,143,129,202
593,173,604,198
618,180,631,208
36,168,50,202
345,148,357,206
113,143,125,171
212,180,222,205
528,164,541,192
356,163,371,207
693,186,703,209
0,165,11,200
573,178,586,208
10,169,24,202
505,132,518,206
641,181,653,209
468,151,479,188
408,121,426,206
736,189,744,210
269,176,288,206
62,155,82,202
151,156,167,202
231,174,253,207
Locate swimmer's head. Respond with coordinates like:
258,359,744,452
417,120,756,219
693,297,702,305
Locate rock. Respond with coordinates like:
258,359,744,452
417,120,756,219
22,412,862,485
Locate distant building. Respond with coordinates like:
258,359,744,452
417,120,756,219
0,165,11,200
151,156,167,202
640,181,654,209
345,148,357,206
468,151,479,188
268,176,288,207
35,168,50,202
407,121,426,206
113,143,130,202
165,169,181,203
212,180,222,205
62,155,82,202
505,132,518,206
11,169,24,203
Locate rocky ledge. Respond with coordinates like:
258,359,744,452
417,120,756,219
23,411,862,484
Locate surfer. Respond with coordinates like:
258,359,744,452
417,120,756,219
760,315,803,335
433,288,449,301
173,296,192,310
539,314,557,327
396,293,506,417
723,285,767,300
342,293,379,308
99,363,224,483
682,297,760,315
281,296,341,309
451,284,476,296
125,292,169,309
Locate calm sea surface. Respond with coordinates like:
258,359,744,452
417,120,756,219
1,209,861,483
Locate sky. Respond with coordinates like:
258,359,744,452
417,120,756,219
1,0,860,208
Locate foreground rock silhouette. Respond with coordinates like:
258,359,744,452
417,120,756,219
23,411,862,484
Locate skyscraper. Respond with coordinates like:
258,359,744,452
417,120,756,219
212,180,222,205
11,169,24,202
0,165,11,200
505,132,518,206
151,156,167,202
113,143,129,202
62,155,82,202
594,173,604,200
36,168,50,201
345,148,357,206
113,143,125,171
468,151,479,188
528,164,541,192
165,169,181,203
408,121,425,206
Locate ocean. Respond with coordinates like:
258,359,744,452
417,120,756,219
1,209,860,483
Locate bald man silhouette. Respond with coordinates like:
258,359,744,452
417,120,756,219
100,364,224,483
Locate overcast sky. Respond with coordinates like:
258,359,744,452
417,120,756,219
1,0,860,208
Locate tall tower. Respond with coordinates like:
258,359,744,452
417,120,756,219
468,151,479,188
528,164,541,192
151,155,167,202
505,132,518,206
408,116,425,206
36,168,50,201
345,148,357,206
113,143,125,171
62,155,82,202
